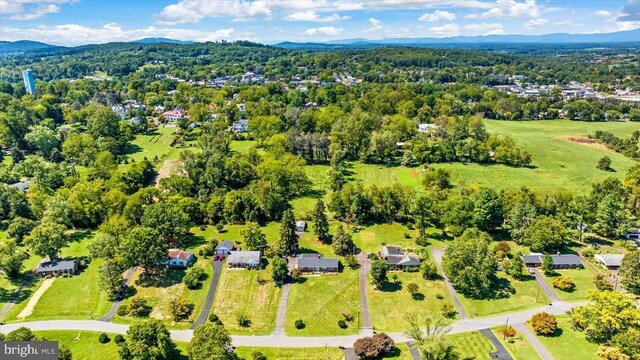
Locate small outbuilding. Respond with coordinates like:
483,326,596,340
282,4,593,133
215,240,235,255
36,259,78,276
296,220,306,233
594,254,624,269
227,251,261,268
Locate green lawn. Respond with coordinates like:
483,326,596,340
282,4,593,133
230,140,260,155
492,327,541,360
33,331,120,360
531,315,597,360
213,266,282,335
125,126,197,166
285,268,360,336
235,347,344,360
458,272,549,318
447,331,496,360
192,223,281,250
368,271,454,332
542,267,599,302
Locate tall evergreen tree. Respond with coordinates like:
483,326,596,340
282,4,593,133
332,225,355,256
313,199,330,244
278,209,298,256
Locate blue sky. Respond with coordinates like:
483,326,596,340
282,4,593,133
0,0,638,46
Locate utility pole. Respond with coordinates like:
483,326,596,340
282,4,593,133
504,317,509,340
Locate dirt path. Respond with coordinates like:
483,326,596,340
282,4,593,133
153,159,182,187
17,278,54,320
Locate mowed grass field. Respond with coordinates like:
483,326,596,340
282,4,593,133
284,268,360,336
124,126,199,166
542,267,599,302
368,271,454,332
447,331,497,360
531,315,598,360
235,347,345,360
492,327,541,360
458,272,549,318
213,266,282,335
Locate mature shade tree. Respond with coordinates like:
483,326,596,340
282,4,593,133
312,199,330,244
277,209,298,256
141,202,192,246
592,195,629,238
24,220,67,260
371,259,389,290
189,323,237,360
442,228,498,299
472,188,504,232
531,312,558,335
412,195,437,237
618,250,640,295
271,256,288,283
541,254,555,276
353,333,396,359
507,255,524,279
507,201,537,243
0,238,27,277
65,180,106,227
570,291,640,344
42,195,73,228
420,260,439,280
597,156,612,171
332,225,355,256
99,259,125,299
24,125,59,158
117,320,178,360
525,216,568,253
61,133,98,166
422,168,451,190
6,216,37,244
240,222,267,251
120,226,166,274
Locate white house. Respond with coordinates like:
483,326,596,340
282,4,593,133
163,249,194,267
227,251,261,268
232,119,249,133
418,123,439,133
296,220,306,233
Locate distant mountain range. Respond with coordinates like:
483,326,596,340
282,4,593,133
275,29,640,49
0,40,62,54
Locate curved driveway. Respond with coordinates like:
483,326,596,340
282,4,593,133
0,301,579,347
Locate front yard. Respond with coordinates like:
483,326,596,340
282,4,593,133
368,270,454,332
284,267,360,336
235,347,344,360
541,267,598,302
530,315,597,360
213,265,282,335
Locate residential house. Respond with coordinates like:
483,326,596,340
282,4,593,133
162,108,185,122
215,241,235,255
594,254,624,270
522,253,582,269
418,123,439,134
227,251,261,268
624,228,640,241
296,220,306,233
9,181,31,192
164,249,194,267
232,119,249,133
379,246,421,269
36,259,78,276
295,253,339,273
237,103,246,113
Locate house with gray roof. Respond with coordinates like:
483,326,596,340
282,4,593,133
9,181,30,192
594,254,624,269
295,253,339,273
227,251,261,268
522,253,582,269
379,246,421,269
36,259,78,276
216,240,235,255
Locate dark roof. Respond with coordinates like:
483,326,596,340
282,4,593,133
523,253,582,266
385,254,421,266
380,245,403,257
36,259,76,272
216,240,234,251
9,181,30,192
298,253,322,259
297,257,339,269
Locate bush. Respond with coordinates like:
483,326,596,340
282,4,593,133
201,244,215,257
582,248,595,258
295,319,305,329
415,233,429,247
116,304,130,317
594,273,614,291
237,314,250,327
170,298,194,321
403,232,411,239
552,276,575,291
98,333,110,344
531,312,557,336
291,268,302,280
435,293,444,300
129,298,150,317
183,266,205,289
216,223,225,233
421,261,439,280
495,241,512,257
344,255,360,269
251,352,267,360
208,313,219,323
342,312,354,322
597,156,612,171
502,325,517,338
441,304,456,319
114,334,125,344
354,333,395,359
406,283,419,296
338,320,347,329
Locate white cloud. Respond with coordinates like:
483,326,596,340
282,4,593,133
428,23,460,37
0,0,75,21
595,10,612,18
464,22,503,34
524,18,548,29
364,17,383,32
302,26,343,37
156,0,272,25
419,10,456,22
466,0,540,19
284,10,350,22
0,23,252,46
555,19,582,27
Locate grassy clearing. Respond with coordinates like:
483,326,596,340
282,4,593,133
491,327,541,360
530,315,597,360
542,267,598,302
458,272,549,318
447,331,496,360
192,223,281,250
213,266,282,335
33,331,120,360
285,268,360,336
125,126,198,166
368,271,454,332
235,347,344,360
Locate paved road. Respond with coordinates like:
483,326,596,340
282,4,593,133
514,323,553,360
431,248,468,319
343,347,357,360
98,267,136,322
274,283,291,336
407,341,421,360
357,253,373,330
532,269,560,304
479,328,513,360
0,301,579,348
190,260,223,329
